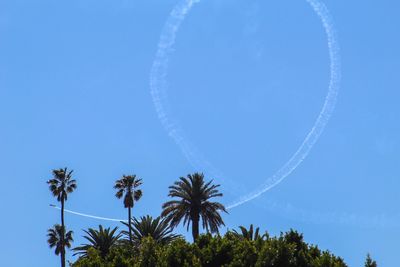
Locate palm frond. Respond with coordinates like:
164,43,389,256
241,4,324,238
47,224,74,255
72,225,122,258
121,215,180,245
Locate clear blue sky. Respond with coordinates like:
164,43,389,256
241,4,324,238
0,0,399,266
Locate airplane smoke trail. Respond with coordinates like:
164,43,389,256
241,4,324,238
149,0,341,210
48,0,341,221
50,201,399,230
50,205,127,222
227,0,341,209
149,0,242,195
149,0,256,201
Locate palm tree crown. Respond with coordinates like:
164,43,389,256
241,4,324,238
122,215,180,245
161,172,227,241
47,168,77,203
73,225,122,258
114,175,143,208
114,174,143,245
47,224,74,256
232,224,266,241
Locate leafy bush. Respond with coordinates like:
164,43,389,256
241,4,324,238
71,230,348,267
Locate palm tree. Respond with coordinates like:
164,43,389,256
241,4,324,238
114,174,143,245
73,225,122,258
122,215,180,245
161,172,227,242
47,167,77,267
232,224,266,241
47,224,73,267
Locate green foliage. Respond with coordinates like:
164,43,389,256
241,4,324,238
46,169,358,267
232,224,266,241
159,238,200,267
365,253,377,267
47,224,74,255
228,239,258,267
73,225,122,258
256,237,297,267
72,248,104,267
197,234,234,266
135,237,159,267
71,230,349,267
121,216,180,245
47,168,77,202
311,251,346,267
114,175,143,209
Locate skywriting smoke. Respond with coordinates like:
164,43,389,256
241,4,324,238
149,0,341,210
49,0,342,222
51,205,127,222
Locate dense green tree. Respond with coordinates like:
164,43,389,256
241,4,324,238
71,230,349,267
162,173,227,242
47,167,77,267
47,224,73,267
122,215,180,245
136,236,159,267
256,237,296,267
73,225,122,259
228,239,258,267
71,248,104,267
196,234,234,267
365,253,377,267
283,230,310,267
159,238,201,267
114,174,143,245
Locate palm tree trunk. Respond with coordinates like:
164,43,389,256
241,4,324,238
60,252,64,267
128,206,132,245
192,214,199,242
61,198,65,267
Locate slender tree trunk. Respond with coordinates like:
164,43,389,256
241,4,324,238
61,198,65,267
192,213,199,242
128,206,132,245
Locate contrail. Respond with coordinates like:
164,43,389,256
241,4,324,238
50,205,127,222
149,0,341,210
227,0,341,209
149,0,239,194
50,201,399,230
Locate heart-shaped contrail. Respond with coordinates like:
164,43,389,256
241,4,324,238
50,0,341,222
149,0,341,210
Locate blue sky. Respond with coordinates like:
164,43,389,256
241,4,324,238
0,0,399,266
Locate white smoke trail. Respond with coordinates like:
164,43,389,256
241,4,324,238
50,205,127,222
227,0,341,209
150,0,341,210
49,201,399,230
150,0,248,197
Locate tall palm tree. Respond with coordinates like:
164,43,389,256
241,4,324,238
121,215,180,245
161,172,227,242
73,225,122,258
47,224,73,267
114,174,143,245
47,167,77,267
